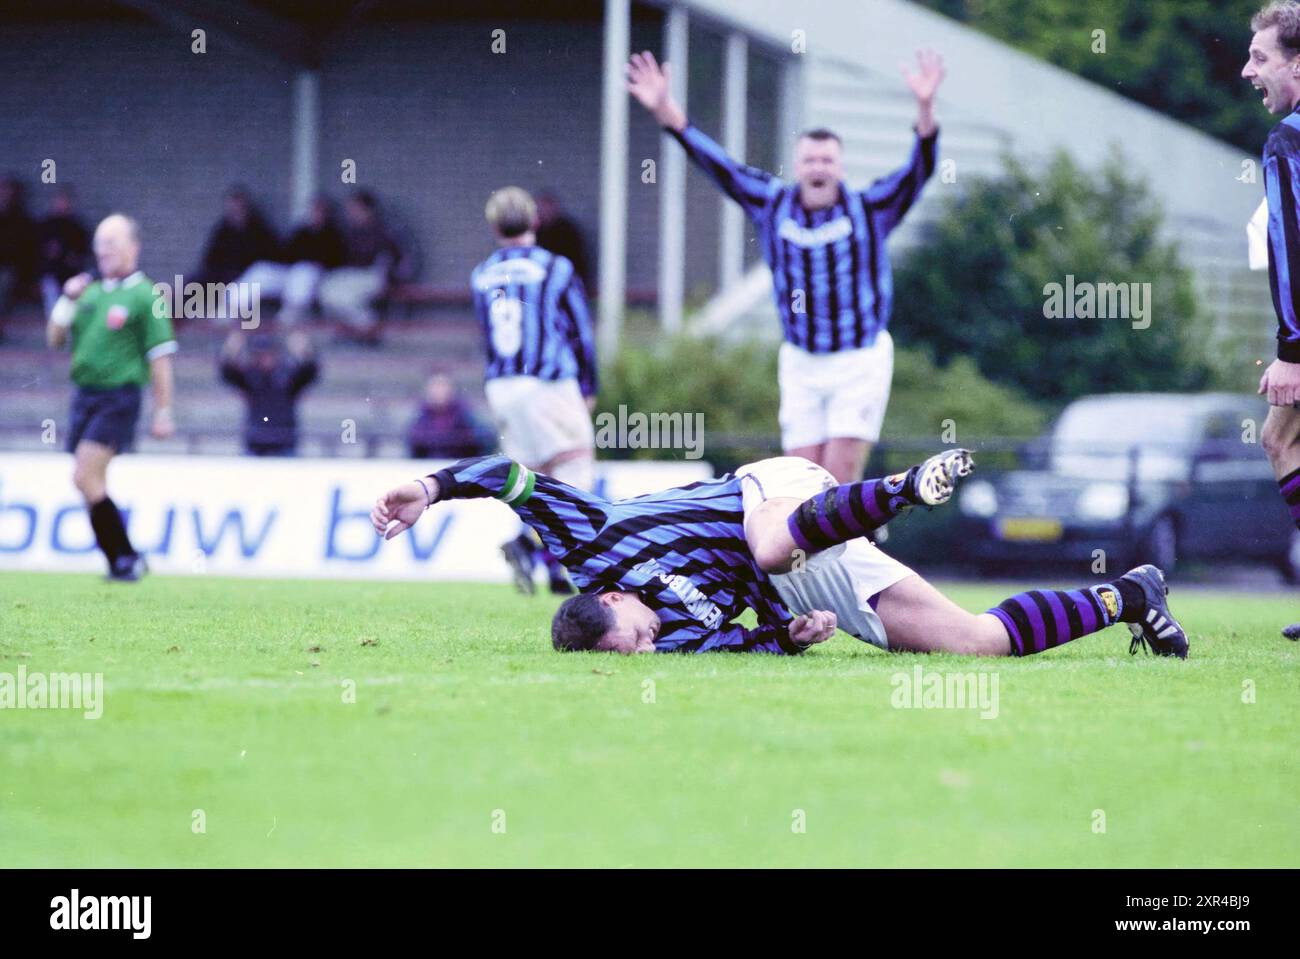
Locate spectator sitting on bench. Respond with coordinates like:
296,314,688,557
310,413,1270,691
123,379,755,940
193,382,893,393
230,194,345,326
195,186,278,295
320,190,400,346
218,329,319,457
0,176,37,335
37,185,90,320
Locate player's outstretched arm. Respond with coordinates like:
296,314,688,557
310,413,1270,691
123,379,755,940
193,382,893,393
901,47,944,137
372,455,610,554
627,50,776,217
863,49,945,236
626,51,685,132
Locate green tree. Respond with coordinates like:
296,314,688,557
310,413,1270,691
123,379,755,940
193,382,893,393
916,0,1271,153
891,149,1214,402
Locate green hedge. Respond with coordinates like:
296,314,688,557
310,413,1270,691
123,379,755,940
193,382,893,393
595,334,1048,471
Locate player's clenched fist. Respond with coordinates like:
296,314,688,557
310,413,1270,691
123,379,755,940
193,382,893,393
789,609,837,646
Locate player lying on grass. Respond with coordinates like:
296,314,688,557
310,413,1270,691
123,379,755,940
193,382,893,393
370,452,1188,659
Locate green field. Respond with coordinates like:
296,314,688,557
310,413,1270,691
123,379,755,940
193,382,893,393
1,571,1296,868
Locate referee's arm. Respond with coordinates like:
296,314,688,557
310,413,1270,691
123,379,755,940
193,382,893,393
144,288,179,438
46,272,91,349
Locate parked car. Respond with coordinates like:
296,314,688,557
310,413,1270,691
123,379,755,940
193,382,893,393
955,393,1298,580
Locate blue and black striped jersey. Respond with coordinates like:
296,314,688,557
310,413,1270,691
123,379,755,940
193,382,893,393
670,122,937,353
1264,105,1300,362
428,455,804,654
470,245,598,395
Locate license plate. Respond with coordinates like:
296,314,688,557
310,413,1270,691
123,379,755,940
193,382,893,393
997,517,1063,542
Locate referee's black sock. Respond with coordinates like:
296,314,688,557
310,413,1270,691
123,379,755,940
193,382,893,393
88,496,136,566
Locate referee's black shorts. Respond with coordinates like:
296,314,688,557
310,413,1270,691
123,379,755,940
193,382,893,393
67,384,142,453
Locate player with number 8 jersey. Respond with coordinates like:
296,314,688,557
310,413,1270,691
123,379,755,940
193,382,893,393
469,186,599,594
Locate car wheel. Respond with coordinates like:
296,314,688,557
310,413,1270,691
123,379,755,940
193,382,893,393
1140,514,1178,573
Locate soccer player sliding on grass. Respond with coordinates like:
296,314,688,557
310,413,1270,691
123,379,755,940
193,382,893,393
371,452,1187,659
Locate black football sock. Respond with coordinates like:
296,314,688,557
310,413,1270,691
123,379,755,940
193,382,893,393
88,496,135,566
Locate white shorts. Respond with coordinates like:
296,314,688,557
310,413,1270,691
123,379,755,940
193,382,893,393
484,376,594,468
777,331,894,450
735,455,915,650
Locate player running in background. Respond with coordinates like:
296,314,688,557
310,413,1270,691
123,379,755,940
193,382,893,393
472,186,599,595
1242,2,1300,637
370,452,1188,659
45,214,176,581
626,48,944,484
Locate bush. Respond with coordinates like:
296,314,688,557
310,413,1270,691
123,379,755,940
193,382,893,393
892,149,1215,403
595,334,1049,471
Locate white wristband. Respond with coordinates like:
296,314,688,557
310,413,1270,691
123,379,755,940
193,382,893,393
50,296,76,328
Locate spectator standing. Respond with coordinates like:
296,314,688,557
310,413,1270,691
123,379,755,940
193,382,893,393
218,330,319,456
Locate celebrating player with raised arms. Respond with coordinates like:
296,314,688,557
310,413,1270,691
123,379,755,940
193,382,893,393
371,452,1187,659
471,186,599,595
626,48,944,484
45,213,176,582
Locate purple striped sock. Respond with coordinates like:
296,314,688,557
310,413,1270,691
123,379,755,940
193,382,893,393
1280,466,1300,531
988,585,1122,657
787,474,912,554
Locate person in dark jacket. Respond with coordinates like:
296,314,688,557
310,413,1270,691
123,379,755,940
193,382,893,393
318,191,400,345
218,330,319,456
535,192,592,292
0,176,38,332
407,373,493,460
38,185,90,318
196,187,278,289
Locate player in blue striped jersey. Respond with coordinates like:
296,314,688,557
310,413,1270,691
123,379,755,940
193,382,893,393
1242,2,1300,638
370,453,1187,659
627,49,945,484
472,187,599,595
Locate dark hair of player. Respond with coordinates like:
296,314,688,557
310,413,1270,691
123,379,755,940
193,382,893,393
798,127,842,145
551,592,615,651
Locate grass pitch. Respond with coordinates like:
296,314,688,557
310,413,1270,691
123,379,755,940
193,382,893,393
1,571,1296,868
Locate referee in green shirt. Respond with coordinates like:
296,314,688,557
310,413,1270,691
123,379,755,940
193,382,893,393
45,213,177,581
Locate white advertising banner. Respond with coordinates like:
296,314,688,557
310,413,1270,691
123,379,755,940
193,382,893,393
0,454,712,581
